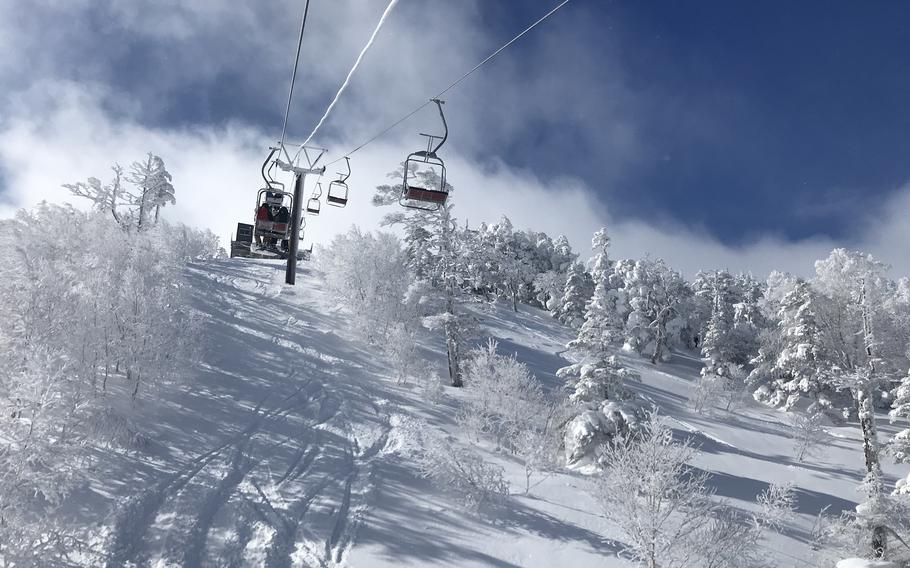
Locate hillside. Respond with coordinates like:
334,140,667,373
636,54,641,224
48,257,907,567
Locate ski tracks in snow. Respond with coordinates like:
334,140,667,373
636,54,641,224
104,262,394,567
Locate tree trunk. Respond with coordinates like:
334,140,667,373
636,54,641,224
445,290,462,387
858,280,887,558
650,305,671,365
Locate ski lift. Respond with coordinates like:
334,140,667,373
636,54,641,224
327,157,351,207
248,148,294,246
253,188,293,244
401,99,449,211
306,182,322,215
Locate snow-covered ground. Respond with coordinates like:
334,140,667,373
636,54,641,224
66,258,908,567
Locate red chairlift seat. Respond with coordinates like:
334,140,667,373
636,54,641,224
404,184,447,203
400,149,448,211
399,100,450,212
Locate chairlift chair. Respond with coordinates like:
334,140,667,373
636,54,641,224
327,157,351,207
253,188,293,243
249,147,295,244
400,99,450,211
306,182,322,215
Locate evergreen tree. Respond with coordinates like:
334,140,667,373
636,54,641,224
700,270,738,378
773,278,828,408
372,164,465,386
571,228,623,353
558,261,590,328
889,369,910,463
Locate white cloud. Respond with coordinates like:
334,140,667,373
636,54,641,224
1,83,907,281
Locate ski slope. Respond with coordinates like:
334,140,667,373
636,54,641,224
66,258,908,567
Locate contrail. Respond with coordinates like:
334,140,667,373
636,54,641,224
302,0,399,148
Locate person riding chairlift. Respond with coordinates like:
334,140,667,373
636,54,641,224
274,205,290,250
255,202,272,247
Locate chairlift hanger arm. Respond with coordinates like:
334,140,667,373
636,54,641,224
261,147,279,187
336,156,351,183
430,98,447,155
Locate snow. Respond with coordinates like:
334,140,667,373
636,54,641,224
48,257,910,566
836,559,898,568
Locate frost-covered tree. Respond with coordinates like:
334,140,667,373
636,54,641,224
373,165,466,386
890,370,910,463
487,216,536,311
400,419,510,512
533,270,567,313
459,339,555,474
749,278,832,410
792,407,829,462
559,356,639,405
128,153,175,228
609,258,690,362
695,271,746,411
699,271,756,368
596,412,762,568
812,249,906,559
745,249,910,560
0,201,209,561
557,261,592,329
319,227,411,343
557,356,641,466
777,279,828,401
65,153,175,231
571,228,624,353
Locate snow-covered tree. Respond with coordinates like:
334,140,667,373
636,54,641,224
792,407,829,462
533,270,567,313
373,164,466,386
812,249,907,559
695,270,747,412
557,261,591,328
402,420,510,512
570,228,624,353
487,216,536,311
0,201,206,561
890,370,910,463
66,153,175,231
749,278,832,410
319,227,411,344
557,356,641,466
459,339,551,452
596,412,762,568
559,356,639,405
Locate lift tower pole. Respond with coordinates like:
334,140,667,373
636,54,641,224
285,172,305,284
275,146,325,285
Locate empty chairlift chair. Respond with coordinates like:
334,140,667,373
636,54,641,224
306,182,322,215
327,157,351,207
400,99,450,211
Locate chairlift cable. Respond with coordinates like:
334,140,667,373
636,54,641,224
279,0,312,151
323,0,572,167
301,0,399,148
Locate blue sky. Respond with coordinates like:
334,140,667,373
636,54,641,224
478,1,910,243
1,0,908,276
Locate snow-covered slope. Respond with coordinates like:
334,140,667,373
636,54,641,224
69,258,908,567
